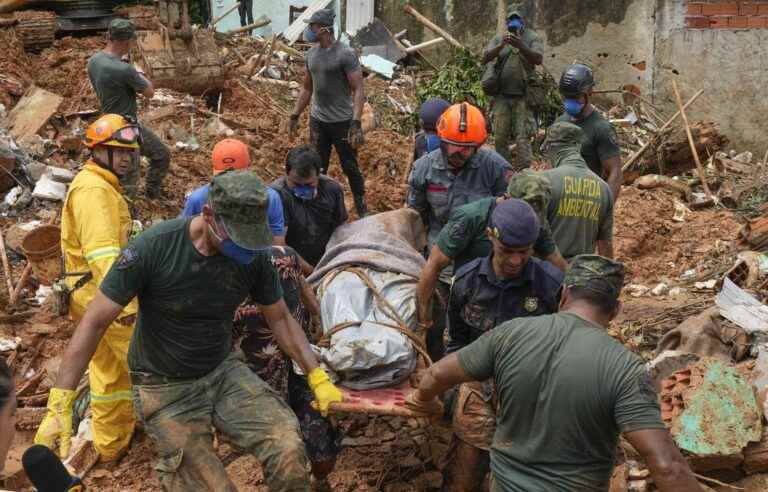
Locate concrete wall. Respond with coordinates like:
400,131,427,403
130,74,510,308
376,0,767,152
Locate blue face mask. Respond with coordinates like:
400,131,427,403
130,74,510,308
507,18,523,31
303,26,318,43
563,98,585,117
292,184,316,200
426,134,442,153
208,224,257,265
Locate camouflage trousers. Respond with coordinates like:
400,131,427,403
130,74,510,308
122,124,170,199
442,381,496,491
131,353,311,492
492,95,534,172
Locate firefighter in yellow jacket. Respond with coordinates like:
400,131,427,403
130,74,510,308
36,114,140,460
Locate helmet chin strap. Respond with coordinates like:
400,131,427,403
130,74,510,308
91,147,121,177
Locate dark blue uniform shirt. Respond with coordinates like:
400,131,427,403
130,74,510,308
446,255,564,354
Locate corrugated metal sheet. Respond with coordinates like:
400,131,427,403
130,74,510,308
282,0,333,45
345,0,374,35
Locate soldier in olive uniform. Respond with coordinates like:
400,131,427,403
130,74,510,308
441,199,564,490
483,4,543,170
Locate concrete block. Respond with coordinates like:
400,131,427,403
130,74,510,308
661,358,762,458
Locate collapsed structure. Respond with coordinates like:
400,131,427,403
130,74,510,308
0,2,767,491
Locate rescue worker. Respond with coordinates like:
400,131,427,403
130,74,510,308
557,63,623,201
408,102,511,361
416,171,568,334
407,255,702,492
439,199,564,491
541,122,614,260
35,114,141,461
0,358,14,474
289,9,368,217
482,4,543,170
271,145,348,276
35,170,342,491
414,97,451,161
87,18,170,200
182,138,286,245
236,245,340,492
238,0,254,27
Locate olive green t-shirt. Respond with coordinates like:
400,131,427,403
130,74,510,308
435,197,558,271
485,29,543,96
100,218,282,378
556,110,621,177
542,152,613,260
458,312,665,491
87,51,149,119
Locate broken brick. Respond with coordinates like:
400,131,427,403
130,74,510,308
740,2,759,15
686,16,712,28
721,2,740,15
686,3,704,15
760,4,768,15
747,15,768,27
710,15,731,27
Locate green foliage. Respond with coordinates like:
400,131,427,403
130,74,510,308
536,69,564,128
416,48,488,110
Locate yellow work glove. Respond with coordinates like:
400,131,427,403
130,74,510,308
34,388,77,458
307,367,343,417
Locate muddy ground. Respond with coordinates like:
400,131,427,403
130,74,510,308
0,26,757,491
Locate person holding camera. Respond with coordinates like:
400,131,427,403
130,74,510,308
482,4,543,171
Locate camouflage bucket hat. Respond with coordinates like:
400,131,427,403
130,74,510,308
543,122,585,149
507,4,524,19
109,18,136,41
210,170,272,250
507,170,552,219
564,254,625,299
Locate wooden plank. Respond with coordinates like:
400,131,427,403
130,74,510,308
4,86,63,144
403,4,467,51
282,0,334,45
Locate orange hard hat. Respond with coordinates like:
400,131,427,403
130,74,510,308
436,102,487,147
212,138,250,175
84,114,140,150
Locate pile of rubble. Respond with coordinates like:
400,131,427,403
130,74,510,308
2,6,768,492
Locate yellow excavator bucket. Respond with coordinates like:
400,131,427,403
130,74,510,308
134,0,224,95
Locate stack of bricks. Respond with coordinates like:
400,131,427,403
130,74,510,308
685,1,768,28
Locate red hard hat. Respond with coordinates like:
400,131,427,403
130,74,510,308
212,138,250,175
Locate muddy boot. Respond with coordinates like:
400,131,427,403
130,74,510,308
442,438,490,492
353,193,368,218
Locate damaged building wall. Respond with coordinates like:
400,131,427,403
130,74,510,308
376,0,766,152
653,1,768,154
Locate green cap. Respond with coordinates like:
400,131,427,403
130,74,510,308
564,255,625,299
543,122,585,149
507,169,552,221
210,170,272,250
109,18,136,41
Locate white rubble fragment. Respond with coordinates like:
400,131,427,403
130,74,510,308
627,284,650,297
651,283,669,296
32,173,67,201
694,279,718,290
0,336,21,351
